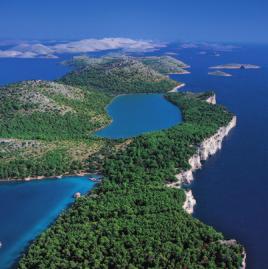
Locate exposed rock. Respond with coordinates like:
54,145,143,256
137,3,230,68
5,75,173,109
167,95,236,216
182,190,196,214
241,249,247,269
74,192,81,198
171,115,237,186
168,83,186,93
206,94,216,104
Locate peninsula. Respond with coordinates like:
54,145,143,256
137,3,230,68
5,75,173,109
0,54,245,268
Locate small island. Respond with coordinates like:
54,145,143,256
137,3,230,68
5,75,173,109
208,70,232,77
210,63,261,69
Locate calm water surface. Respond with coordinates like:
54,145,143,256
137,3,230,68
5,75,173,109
0,176,96,269
171,45,268,269
95,94,182,139
0,58,70,86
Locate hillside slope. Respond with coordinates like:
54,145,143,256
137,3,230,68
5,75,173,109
60,56,179,94
0,80,112,179
0,55,182,180
140,55,189,74
19,92,244,269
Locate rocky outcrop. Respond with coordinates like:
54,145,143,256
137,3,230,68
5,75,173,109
183,190,196,214
168,83,186,93
206,94,216,104
167,95,243,266
167,95,236,216
241,250,247,269
74,192,81,198
168,115,237,188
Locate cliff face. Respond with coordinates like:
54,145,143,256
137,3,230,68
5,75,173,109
182,190,196,214
206,94,216,104
169,115,237,188
167,95,236,216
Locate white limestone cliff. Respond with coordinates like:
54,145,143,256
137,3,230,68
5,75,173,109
182,190,196,214
168,115,237,189
166,95,245,267
206,94,216,104
167,95,237,216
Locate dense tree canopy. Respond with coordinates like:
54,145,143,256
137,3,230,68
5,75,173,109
19,92,243,269
60,56,178,94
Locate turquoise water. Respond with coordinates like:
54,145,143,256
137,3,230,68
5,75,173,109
95,94,182,139
0,176,96,269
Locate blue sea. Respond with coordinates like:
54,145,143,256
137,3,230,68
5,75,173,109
0,57,70,86
0,44,267,268
169,44,268,269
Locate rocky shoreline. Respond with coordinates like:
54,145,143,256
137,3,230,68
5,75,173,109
167,96,246,267
168,83,186,92
167,95,236,215
168,115,237,212
0,170,91,182
182,190,196,214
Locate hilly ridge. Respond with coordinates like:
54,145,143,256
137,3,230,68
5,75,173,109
60,55,183,94
0,55,184,179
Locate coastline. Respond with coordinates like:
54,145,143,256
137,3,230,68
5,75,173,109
168,83,186,92
169,70,191,75
182,190,196,214
0,170,93,183
167,95,236,215
168,115,237,213
166,107,244,265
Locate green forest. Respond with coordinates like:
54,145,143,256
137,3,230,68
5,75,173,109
60,56,178,94
0,55,182,180
19,92,244,269
0,81,112,180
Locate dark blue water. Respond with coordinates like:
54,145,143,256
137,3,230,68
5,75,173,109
170,45,268,269
0,58,70,86
95,94,182,139
0,176,96,269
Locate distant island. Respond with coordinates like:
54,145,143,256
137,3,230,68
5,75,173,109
210,63,261,69
63,54,191,75
208,70,232,77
